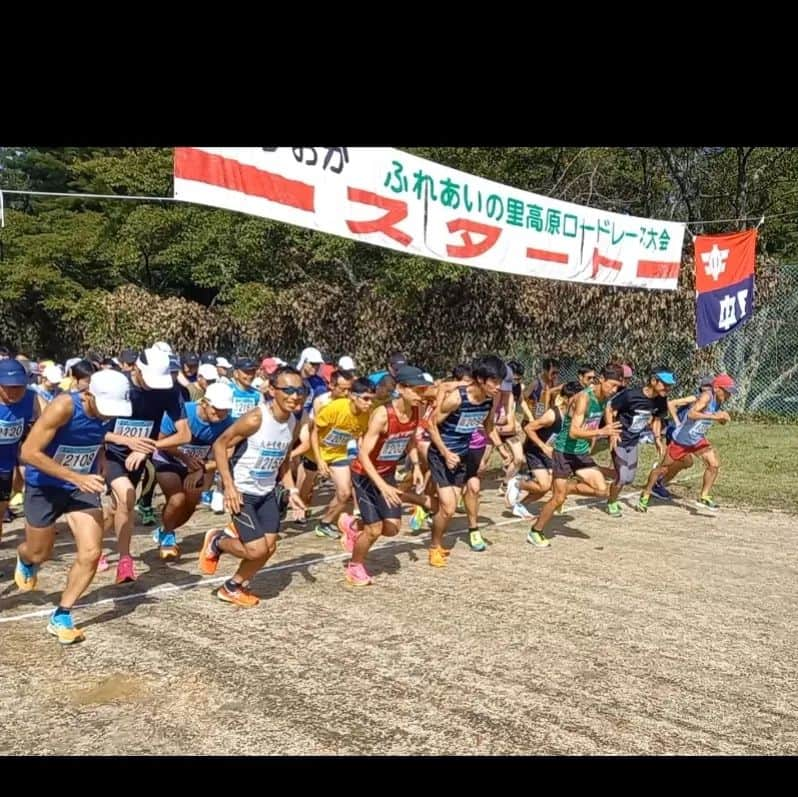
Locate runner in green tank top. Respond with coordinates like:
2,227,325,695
527,364,624,548
554,385,606,456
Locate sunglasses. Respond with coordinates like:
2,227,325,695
274,385,307,396
353,393,375,401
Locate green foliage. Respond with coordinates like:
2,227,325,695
2,147,797,389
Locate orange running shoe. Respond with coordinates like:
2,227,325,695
198,528,223,575
216,582,260,607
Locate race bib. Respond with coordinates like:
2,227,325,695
114,419,153,439
378,433,413,462
323,428,352,448
232,396,259,418
0,418,24,445
534,401,546,419
454,410,488,434
584,416,602,432
180,444,210,460
689,421,711,441
53,444,100,474
250,444,287,485
629,410,652,434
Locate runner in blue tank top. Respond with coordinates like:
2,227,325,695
638,373,736,513
427,355,505,563
14,369,132,645
0,360,39,540
150,383,236,560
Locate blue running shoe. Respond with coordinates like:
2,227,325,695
14,555,40,591
651,478,672,500
158,530,180,560
47,610,85,645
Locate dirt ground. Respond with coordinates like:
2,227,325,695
1,477,796,756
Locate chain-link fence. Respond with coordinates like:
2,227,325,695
513,265,798,418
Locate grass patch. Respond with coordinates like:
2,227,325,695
491,421,798,514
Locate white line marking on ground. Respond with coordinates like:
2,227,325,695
0,477,700,625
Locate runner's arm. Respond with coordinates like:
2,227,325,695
523,409,556,449
484,408,502,448
277,416,304,491
568,393,609,440
19,394,78,484
310,422,325,465
668,394,696,424
212,408,262,493
355,406,392,491
289,412,312,459
428,389,462,456
651,416,666,459
154,418,192,450
686,391,715,421
519,383,535,423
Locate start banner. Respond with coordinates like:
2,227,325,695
174,147,685,290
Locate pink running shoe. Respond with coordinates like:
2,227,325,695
337,513,359,553
345,562,373,587
115,554,136,584
97,554,110,572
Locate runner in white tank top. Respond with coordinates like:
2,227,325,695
200,366,307,608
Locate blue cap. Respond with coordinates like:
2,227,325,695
654,371,677,386
233,357,258,371
0,359,29,386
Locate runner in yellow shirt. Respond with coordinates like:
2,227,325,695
310,377,375,539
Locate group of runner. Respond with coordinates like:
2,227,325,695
0,345,737,644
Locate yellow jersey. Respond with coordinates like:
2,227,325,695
312,397,369,463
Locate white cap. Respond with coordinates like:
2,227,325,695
136,347,173,390
89,370,132,418
198,363,218,382
153,341,173,354
43,364,64,384
204,381,234,410
298,346,324,367
216,356,233,370
65,357,82,374
338,355,356,371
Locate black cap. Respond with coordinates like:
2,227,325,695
394,365,434,387
200,351,217,365
233,357,258,371
183,352,199,366
119,348,139,365
389,352,407,368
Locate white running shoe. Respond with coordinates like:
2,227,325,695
506,475,522,506
512,502,534,519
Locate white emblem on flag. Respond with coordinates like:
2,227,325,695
701,244,729,281
736,288,749,317
718,294,737,330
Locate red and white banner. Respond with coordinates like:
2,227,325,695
174,147,685,290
